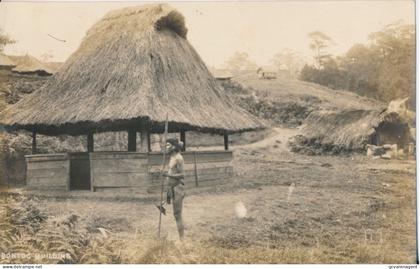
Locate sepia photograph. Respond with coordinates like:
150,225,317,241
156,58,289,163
0,0,416,265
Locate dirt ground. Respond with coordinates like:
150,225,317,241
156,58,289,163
0,127,417,263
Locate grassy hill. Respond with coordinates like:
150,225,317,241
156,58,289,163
226,71,383,127
227,71,415,156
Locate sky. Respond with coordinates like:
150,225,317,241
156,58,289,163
0,0,415,68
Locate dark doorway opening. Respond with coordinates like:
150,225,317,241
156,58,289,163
373,121,411,148
69,153,91,190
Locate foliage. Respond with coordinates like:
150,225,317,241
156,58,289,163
0,191,414,264
220,80,312,127
308,31,334,69
300,23,415,110
0,28,15,52
300,58,345,90
223,52,258,73
270,48,305,77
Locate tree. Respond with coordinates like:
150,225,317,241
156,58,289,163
223,52,257,73
308,31,334,69
270,48,305,77
369,23,415,107
339,44,380,98
301,23,415,110
0,29,15,53
300,58,344,90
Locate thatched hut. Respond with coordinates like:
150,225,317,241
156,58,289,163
296,107,413,153
9,55,54,76
1,4,265,192
257,66,277,79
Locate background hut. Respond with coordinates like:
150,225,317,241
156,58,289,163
296,107,413,153
9,55,54,76
257,66,277,79
1,4,265,192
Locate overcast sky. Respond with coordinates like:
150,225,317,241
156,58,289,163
0,0,415,68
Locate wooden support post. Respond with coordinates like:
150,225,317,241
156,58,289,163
87,133,94,152
224,133,229,151
128,129,137,152
147,131,151,152
140,129,149,153
193,152,199,187
31,131,37,154
180,130,186,151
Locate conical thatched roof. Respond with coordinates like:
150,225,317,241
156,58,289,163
9,55,54,75
2,4,265,135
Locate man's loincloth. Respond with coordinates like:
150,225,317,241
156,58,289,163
167,178,184,204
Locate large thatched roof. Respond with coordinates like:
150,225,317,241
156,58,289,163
1,4,264,136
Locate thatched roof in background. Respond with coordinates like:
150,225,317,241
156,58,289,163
9,55,54,75
0,54,16,67
301,107,412,150
2,4,265,136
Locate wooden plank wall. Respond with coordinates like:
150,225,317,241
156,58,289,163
24,151,234,192
148,151,234,190
90,152,149,191
25,154,70,191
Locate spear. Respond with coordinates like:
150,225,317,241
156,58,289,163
157,113,169,238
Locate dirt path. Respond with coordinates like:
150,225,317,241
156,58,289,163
235,127,300,151
192,127,300,152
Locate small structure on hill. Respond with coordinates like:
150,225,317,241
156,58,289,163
1,4,265,192
257,67,277,79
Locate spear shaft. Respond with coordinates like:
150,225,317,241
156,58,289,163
158,114,169,238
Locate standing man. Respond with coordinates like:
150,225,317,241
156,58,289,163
163,138,185,240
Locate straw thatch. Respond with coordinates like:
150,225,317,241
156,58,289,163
299,107,412,151
2,4,265,136
9,55,54,76
0,54,16,67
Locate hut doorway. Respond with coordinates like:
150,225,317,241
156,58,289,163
69,153,91,190
371,121,411,147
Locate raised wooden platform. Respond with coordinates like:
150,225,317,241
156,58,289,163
25,151,234,192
